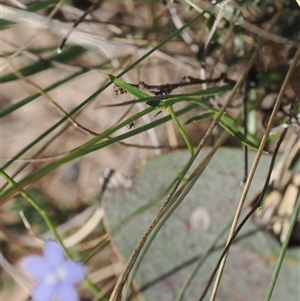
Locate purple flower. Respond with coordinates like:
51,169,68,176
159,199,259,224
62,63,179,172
21,239,85,301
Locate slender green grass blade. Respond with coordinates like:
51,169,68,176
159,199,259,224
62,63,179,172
264,193,300,301
100,72,149,99
185,112,216,124
187,99,258,149
0,19,14,29
218,113,258,149
1,45,86,83
26,0,61,12
1,104,197,202
2,8,207,171
1,59,112,118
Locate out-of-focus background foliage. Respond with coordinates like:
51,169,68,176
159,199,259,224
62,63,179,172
1,0,299,300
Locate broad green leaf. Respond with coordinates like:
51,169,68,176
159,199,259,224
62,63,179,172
1,45,86,83
104,148,299,301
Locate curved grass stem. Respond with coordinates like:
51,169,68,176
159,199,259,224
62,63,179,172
110,32,258,300
204,47,300,301
168,105,194,158
121,104,194,301
0,169,100,295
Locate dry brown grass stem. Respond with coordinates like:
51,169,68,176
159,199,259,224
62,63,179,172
209,47,300,301
109,37,260,301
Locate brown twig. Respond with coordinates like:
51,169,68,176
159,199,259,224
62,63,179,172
113,73,231,96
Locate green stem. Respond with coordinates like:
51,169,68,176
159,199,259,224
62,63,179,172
264,191,300,301
168,105,194,158
1,104,199,203
121,105,194,301
175,219,231,301
0,169,100,295
2,9,205,171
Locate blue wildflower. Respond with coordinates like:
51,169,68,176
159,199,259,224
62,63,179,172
21,239,86,301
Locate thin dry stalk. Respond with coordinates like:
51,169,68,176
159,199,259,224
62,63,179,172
208,47,300,301
109,39,260,301
1,0,67,72
6,59,100,136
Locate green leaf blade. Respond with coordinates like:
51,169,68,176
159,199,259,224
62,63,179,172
1,46,86,84
219,113,259,149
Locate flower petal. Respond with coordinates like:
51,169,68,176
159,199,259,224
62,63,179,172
62,261,86,285
56,285,79,301
31,282,57,301
44,240,65,267
21,256,51,279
